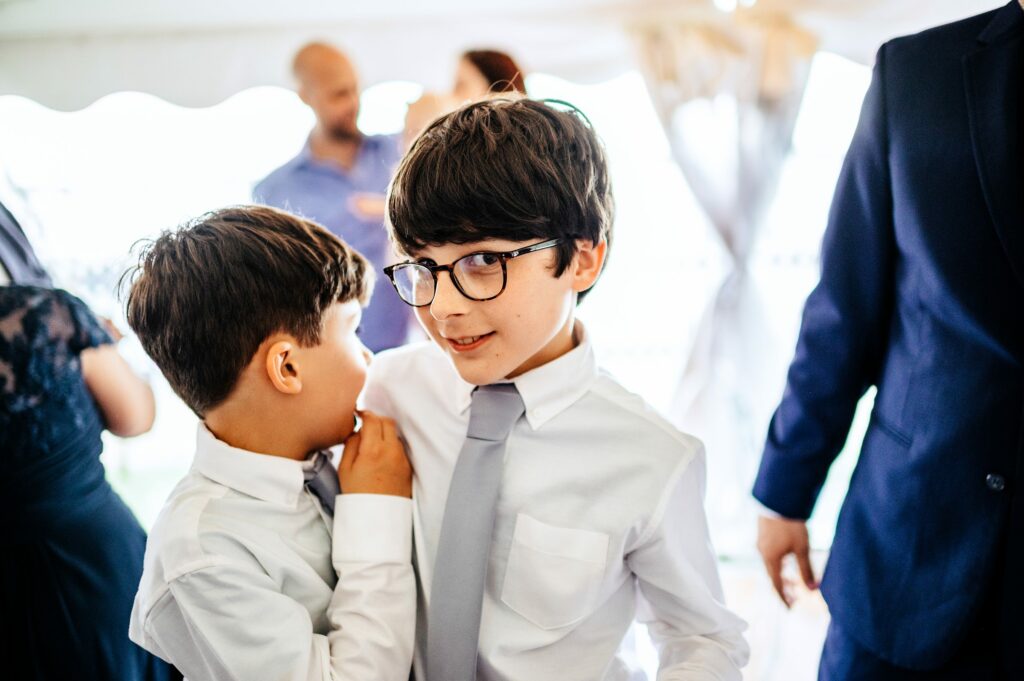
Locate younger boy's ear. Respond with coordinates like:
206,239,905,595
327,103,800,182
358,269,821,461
265,340,302,395
571,239,608,294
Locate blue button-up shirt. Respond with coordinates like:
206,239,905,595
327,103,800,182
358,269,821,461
254,135,411,352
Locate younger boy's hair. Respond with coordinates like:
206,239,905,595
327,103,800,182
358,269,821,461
122,205,371,417
387,97,614,302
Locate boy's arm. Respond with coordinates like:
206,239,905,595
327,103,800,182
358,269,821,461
141,497,414,681
627,445,750,680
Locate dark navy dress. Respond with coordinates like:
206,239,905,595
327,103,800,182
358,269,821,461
0,286,171,680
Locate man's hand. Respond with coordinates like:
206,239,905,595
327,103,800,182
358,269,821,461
757,515,818,608
348,193,387,221
339,411,412,498
403,92,459,151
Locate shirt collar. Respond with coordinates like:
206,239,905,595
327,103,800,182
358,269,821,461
452,320,598,430
295,135,379,172
295,139,316,167
192,423,312,507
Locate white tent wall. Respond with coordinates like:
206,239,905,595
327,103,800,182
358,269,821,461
0,21,633,111
0,0,1000,110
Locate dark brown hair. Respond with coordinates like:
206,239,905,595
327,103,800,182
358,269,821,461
387,97,614,302
122,205,371,417
463,50,527,95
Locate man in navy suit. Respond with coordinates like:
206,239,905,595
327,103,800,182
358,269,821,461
754,2,1023,678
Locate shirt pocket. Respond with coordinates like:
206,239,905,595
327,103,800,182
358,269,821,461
500,513,609,630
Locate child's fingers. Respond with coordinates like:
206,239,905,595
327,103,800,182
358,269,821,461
340,432,362,469
380,416,399,442
358,411,385,442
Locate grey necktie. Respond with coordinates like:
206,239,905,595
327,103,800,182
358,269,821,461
304,451,340,516
426,383,525,681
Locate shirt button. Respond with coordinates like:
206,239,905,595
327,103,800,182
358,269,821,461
985,474,1006,492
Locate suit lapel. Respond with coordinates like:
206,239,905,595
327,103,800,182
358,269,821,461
963,2,1024,290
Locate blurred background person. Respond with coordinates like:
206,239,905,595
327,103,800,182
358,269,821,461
254,41,412,353
0,279,171,680
404,48,527,149
0,198,51,287
454,49,528,100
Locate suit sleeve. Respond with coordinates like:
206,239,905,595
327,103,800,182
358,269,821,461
752,43,898,520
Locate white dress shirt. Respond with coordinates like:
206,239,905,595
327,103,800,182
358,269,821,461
363,322,749,681
129,424,415,681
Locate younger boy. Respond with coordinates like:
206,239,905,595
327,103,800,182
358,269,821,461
366,98,750,680
126,206,415,681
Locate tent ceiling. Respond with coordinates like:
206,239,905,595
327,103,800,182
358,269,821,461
0,0,1002,111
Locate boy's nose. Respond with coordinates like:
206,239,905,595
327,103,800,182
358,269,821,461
429,271,468,320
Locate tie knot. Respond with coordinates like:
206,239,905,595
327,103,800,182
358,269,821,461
304,450,339,515
303,450,332,483
467,383,525,441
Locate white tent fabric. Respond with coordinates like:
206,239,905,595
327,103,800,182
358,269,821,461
632,12,816,547
0,0,1001,111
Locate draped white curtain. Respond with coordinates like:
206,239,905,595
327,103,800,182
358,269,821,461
632,12,817,553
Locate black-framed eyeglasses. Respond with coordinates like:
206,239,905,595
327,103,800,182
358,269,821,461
383,239,561,307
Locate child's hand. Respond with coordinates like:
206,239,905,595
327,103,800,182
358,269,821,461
339,411,412,498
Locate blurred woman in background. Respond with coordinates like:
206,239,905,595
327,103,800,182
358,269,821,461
0,283,172,681
404,48,527,149
453,49,527,100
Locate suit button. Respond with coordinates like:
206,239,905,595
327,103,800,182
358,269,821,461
985,474,1006,492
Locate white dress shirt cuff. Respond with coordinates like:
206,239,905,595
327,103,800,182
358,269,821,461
756,500,797,521
333,494,413,565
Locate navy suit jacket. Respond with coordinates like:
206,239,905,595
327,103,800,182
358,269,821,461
753,2,1024,669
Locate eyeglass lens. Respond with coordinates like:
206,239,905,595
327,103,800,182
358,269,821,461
391,252,506,305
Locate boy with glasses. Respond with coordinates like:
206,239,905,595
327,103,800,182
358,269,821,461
367,98,749,680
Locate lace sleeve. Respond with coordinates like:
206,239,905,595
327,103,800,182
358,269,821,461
57,290,113,355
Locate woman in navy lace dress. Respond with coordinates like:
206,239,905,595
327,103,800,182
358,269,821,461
0,285,172,680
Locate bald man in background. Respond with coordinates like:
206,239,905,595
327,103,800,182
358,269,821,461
254,42,411,352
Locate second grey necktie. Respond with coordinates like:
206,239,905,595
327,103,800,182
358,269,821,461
304,451,340,516
426,383,525,681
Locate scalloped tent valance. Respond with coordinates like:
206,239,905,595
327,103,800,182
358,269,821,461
0,0,999,111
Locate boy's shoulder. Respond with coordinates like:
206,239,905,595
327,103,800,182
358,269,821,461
143,472,237,580
364,341,457,417
584,368,704,467
141,467,292,591
369,341,703,471
368,340,453,389
373,338,446,368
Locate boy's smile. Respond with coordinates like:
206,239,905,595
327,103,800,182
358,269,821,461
444,332,494,352
410,238,605,386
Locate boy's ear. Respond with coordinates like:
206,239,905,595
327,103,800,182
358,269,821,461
570,239,608,293
265,340,303,395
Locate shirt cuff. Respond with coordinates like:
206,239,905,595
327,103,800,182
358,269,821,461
332,494,413,565
756,499,796,521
